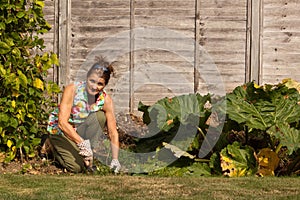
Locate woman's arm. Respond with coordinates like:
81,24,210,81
102,94,119,159
58,84,83,144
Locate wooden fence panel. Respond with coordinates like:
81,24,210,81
70,0,131,113
262,0,300,84
43,0,57,82
132,0,196,112
199,0,248,93
41,0,300,114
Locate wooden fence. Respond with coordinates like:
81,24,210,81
42,0,300,114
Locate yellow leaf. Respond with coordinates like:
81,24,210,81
35,0,45,8
28,113,35,120
257,148,279,171
11,100,16,108
7,140,13,148
33,78,44,90
237,168,247,177
282,78,300,93
253,82,261,89
36,60,42,68
51,53,59,66
0,129,4,137
220,155,232,164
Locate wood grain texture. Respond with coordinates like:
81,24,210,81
42,0,300,113
199,0,248,93
262,0,300,85
43,0,57,82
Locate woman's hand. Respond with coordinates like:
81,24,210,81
77,139,93,168
110,159,121,173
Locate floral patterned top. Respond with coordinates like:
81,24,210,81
47,81,106,135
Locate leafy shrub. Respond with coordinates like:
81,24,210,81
138,80,300,177
0,0,60,162
137,93,211,153
223,80,300,175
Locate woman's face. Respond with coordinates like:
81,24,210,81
86,73,106,95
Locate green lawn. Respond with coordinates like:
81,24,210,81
0,174,299,200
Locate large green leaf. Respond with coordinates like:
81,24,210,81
220,142,257,177
226,95,269,130
186,162,211,177
138,93,211,132
226,81,300,131
267,123,300,155
272,96,300,124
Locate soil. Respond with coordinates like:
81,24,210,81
0,112,148,175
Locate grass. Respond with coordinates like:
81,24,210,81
0,174,299,200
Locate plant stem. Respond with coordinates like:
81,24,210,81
19,147,24,163
197,126,213,155
275,143,282,154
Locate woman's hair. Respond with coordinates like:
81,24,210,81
87,57,114,85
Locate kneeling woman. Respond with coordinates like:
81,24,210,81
47,59,121,173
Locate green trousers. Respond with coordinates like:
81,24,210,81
49,111,106,173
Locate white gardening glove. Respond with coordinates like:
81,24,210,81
110,159,121,173
77,139,93,168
